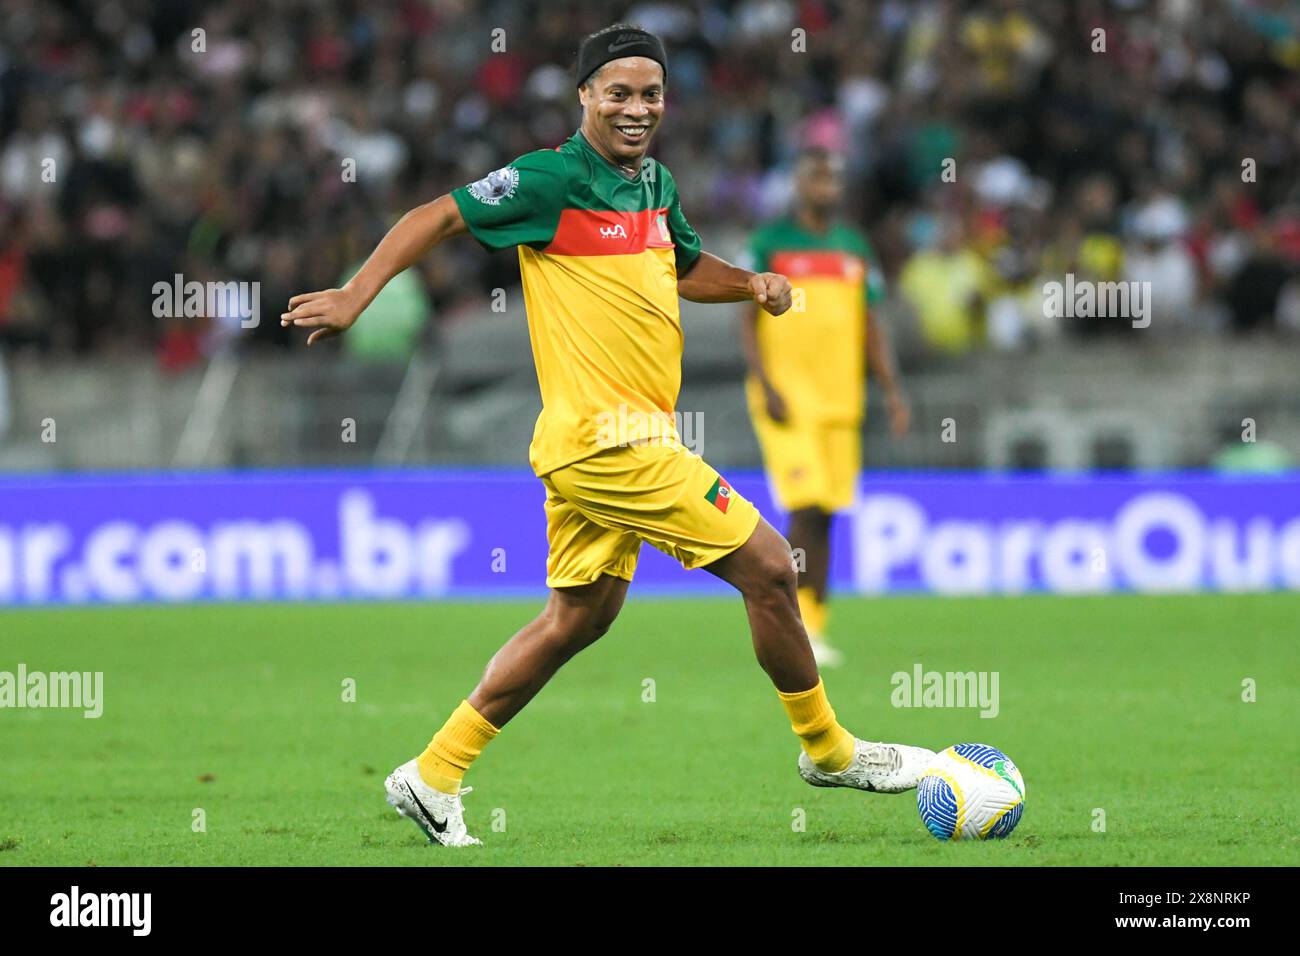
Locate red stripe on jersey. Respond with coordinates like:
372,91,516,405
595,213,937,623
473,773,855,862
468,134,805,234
770,250,866,282
544,208,674,256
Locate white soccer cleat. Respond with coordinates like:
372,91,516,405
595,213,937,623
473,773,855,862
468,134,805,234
810,640,844,668
384,759,482,847
798,738,935,794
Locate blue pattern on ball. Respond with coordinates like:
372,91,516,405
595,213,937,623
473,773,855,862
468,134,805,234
917,774,958,840
986,802,1023,839
952,742,1010,770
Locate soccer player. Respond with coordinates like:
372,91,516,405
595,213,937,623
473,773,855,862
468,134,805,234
281,24,932,846
741,148,910,667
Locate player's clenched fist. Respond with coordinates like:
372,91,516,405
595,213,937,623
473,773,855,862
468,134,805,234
749,272,793,315
280,287,365,346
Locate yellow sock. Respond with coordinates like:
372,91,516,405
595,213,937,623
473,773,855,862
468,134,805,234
416,700,500,794
797,586,827,640
778,679,854,773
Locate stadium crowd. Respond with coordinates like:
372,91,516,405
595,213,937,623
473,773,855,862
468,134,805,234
0,0,1298,367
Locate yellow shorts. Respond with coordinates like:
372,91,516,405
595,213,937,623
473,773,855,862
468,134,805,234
541,441,762,589
748,386,861,513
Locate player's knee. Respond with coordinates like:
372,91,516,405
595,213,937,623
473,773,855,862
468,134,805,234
587,611,617,641
770,553,798,594
747,544,798,599
544,606,613,653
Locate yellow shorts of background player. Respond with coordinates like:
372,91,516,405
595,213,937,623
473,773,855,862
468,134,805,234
747,383,861,514
541,440,762,589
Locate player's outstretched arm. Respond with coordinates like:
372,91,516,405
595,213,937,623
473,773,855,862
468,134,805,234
281,194,468,346
678,251,793,315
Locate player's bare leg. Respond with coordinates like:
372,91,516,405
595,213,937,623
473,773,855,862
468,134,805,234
707,518,933,792
705,517,818,692
785,506,840,666
468,575,629,727
386,574,628,845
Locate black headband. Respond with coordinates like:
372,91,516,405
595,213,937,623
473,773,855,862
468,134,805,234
576,28,667,88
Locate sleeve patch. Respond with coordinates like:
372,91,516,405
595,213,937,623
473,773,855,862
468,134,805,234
466,166,520,205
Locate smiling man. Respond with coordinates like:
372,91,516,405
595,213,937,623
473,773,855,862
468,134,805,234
281,23,933,847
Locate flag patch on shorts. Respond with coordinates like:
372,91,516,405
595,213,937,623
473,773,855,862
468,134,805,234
705,476,733,514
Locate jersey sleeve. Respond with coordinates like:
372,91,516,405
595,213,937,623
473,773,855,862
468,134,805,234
660,166,702,273
450,149,568,251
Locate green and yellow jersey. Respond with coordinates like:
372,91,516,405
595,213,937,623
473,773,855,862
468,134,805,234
747,217,883,424
451,129,702,477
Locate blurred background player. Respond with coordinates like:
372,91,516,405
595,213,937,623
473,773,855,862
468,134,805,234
741,147,910,667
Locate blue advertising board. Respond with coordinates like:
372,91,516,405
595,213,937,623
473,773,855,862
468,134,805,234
0,470,1297,604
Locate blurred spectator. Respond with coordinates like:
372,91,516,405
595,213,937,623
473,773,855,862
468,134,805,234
1225,221,1298,332
0,206,52,351
1123,193,1198,329
899,215,988,355
0,0,1296,365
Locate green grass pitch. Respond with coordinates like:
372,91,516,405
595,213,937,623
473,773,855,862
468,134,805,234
1,593,1296,866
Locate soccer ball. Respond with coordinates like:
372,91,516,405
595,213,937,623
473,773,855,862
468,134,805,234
916,743,1025,841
